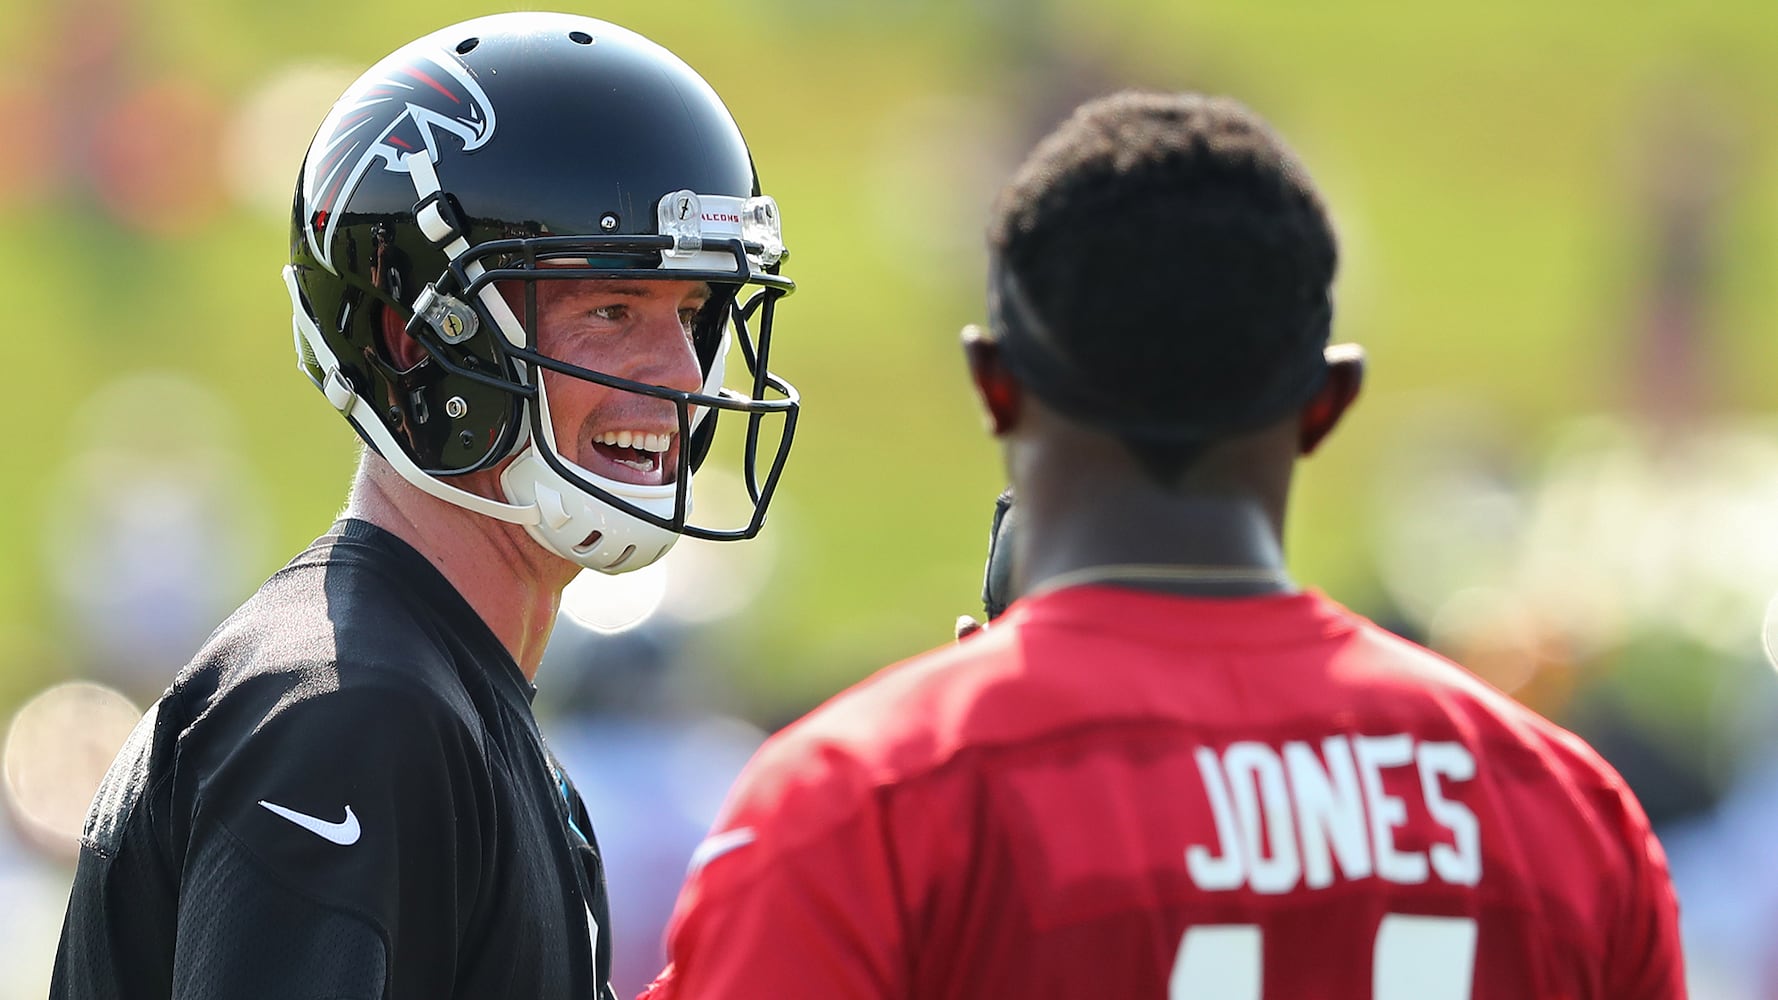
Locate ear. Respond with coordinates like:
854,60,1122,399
380,304,430,373
1298,343,1365,456
961,325,1022,436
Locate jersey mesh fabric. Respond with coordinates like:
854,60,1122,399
644,586,1684,1000
51,519,616,1000
171,826,387,998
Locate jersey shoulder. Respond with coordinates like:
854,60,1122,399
172,525,491,733
160,540,499,826
712,627,1031,848
1336,615,1656,873
1342,618,1630,791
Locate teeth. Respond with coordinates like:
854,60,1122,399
595,430,672,453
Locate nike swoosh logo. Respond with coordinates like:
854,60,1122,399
688,827,755,874
257,800,361,846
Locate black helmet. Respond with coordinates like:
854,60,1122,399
284,12,797,573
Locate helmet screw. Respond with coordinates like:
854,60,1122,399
387,406,402,426
599,213,619,232
445,396,468,419
460,431,476,448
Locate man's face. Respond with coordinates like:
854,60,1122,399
506,277,710,487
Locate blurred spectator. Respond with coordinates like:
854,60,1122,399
0,0,224,232
0,679,145,1000
1661,735,1778,1000
43,372,268,703
1365,78,1778,999
0,819,65,1000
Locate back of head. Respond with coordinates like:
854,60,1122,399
987,92,1338,480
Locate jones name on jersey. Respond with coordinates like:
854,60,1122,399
1186,733,1480,894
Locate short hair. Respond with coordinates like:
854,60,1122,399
987,91,1338,482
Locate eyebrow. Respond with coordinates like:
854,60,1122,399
557,281,712,299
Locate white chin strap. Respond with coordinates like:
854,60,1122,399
499,448,679,573
499,372,696,574
501,322,730,573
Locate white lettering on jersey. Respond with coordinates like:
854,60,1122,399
1354,734,1428,885
1185,735,1480,893
1283,735,1372,889
1187,748,1246,890
1418,741,1482,886
1224,742,1299,895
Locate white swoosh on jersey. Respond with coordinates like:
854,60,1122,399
257,800,361,846
687,827,755,874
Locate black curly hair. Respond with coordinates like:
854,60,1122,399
987,91,1339,482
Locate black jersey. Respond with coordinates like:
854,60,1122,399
51,519,617,1000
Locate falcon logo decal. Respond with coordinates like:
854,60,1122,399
302,47,496,273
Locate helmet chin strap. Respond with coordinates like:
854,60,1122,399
496,322,732,574
498,378,692,574
499,448,679,574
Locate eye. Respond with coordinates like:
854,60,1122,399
678,306,702,331
588,304,628,322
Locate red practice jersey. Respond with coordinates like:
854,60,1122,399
642,587,1684,1000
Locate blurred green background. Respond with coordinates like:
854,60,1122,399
4,0,1777,710
5,1,1778,995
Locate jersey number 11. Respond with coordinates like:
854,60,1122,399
1170,914,1477,999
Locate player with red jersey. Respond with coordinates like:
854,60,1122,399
642,92,1685,999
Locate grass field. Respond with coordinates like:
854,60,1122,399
1,0,1776,717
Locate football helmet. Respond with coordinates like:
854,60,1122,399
284,12,798,573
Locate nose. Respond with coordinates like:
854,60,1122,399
633,309,706,396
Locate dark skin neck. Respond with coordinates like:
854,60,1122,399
1008,399,1300,600
965,328,1364,602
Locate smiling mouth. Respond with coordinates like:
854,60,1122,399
590,429,675,485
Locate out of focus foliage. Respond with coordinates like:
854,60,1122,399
3,0,1778,716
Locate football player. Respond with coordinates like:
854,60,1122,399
50,13,796,1000
643,92,1684,999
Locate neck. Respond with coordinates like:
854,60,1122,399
345,462,573,681
1017,423,1294,594
1014,481,1293,601
1004,405,1302,600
